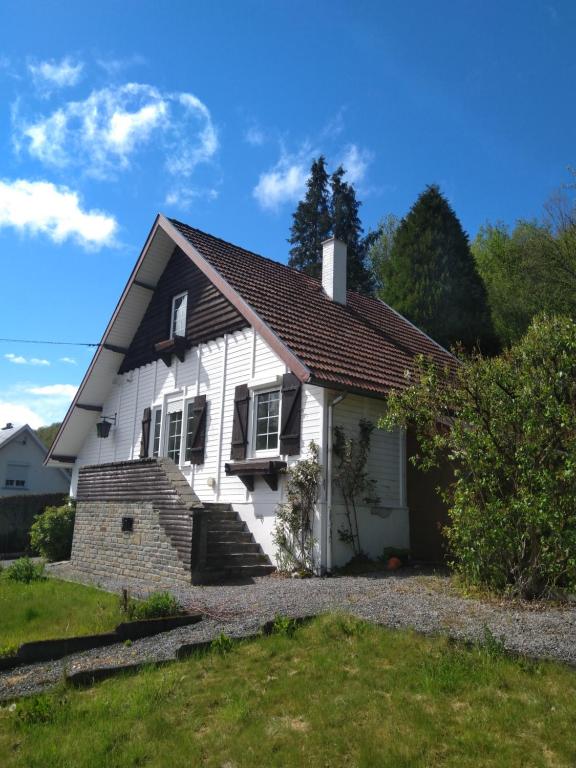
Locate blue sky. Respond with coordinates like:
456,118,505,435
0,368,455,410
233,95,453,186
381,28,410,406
0,0,574,427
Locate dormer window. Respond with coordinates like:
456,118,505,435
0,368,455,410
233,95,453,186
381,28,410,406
170,292,187,338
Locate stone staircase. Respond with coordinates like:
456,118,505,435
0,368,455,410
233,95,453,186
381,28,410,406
200,502,275,581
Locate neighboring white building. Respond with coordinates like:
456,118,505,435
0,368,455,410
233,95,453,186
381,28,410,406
47,215,455,581
0,423,70,497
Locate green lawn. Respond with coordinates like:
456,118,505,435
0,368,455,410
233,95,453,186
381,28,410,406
1,614,575,767
0,577,124,653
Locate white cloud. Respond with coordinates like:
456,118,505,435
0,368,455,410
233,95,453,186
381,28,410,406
25,384,78,398
253,146,314,211
0,402,44,429
28,57,83,91
5,353,50,366
340,144,373,186
96,54,147,76
245,125,266,146
165,186,219,209
59,357,77,365
0,179,117,248
17,83,218,181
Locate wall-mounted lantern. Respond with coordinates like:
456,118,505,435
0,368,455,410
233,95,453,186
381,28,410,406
96,413,117,438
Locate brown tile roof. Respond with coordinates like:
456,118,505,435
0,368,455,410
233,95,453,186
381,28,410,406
171,219,456,397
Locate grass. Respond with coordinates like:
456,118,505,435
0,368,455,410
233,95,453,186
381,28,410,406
1,614,576,767
0,576,124,653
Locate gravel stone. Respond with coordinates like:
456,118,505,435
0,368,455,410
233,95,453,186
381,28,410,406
1,563,575,701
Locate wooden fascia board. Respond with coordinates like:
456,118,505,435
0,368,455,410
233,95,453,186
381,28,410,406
158,215,312,384
45,216,164,465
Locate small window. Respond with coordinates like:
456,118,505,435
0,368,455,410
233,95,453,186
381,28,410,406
166,409,183,463
254,390,280,452
5,463,29,489
151,408,162,457
121,517,134,533
170,292,187,338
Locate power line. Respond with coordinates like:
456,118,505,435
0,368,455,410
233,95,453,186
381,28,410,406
0,338,98,347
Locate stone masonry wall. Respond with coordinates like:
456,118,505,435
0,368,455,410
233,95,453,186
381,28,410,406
71,500,191,586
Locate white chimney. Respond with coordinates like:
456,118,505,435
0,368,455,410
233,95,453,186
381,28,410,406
322,237,347,303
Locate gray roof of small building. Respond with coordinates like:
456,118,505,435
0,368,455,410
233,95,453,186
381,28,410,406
0,423,25,449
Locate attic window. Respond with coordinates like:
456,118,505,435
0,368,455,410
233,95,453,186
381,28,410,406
170,292,187,338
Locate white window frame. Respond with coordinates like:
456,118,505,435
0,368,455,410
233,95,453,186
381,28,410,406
170,292,188,339
4,462,29,490
250,386,281,458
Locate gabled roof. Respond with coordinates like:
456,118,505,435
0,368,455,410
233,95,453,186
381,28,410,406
171,219,455,394
0,423,45,452
46,214,455,465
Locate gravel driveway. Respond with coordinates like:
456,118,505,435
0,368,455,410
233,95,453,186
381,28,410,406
1,563,575,701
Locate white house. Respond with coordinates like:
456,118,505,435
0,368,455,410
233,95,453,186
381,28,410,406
46,215,454,584
0,423,69,497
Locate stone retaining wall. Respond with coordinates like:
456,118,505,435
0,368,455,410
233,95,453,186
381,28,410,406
71,500,191,586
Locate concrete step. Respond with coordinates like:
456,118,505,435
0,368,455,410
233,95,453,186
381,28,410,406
209,541,261,555
207,533,254,547
204,510,238,522
207,552,270,567
202,502,234,512
206,519,247,531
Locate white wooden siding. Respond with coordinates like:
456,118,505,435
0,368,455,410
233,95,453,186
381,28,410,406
330,394,409,566
73,329,314,561
72,331,407,567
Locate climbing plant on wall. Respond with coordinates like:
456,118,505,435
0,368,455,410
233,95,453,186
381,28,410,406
333,419,379,557
273,441,322,574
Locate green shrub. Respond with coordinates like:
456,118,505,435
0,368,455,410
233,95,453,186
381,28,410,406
4,557,45,583
30,502,75,562
125,591,182,620
210,633,234,655
271,615,299,637
381,314,576,599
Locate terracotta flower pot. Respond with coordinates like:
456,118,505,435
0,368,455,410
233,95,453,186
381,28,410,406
387,556,402,571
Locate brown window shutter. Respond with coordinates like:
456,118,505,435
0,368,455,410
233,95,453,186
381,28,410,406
140,407,152,458
186,395,207,465
230,384,250,460
280,373,302,456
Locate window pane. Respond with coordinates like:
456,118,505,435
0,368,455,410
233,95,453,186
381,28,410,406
166,410,182,463
254,390,280,452
171,294,187,337
256,433,268,451
152,409,162,457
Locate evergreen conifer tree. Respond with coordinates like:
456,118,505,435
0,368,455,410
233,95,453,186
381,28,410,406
288,156,331,279
330,167,375,294
380,185,496,351
288,157,375,293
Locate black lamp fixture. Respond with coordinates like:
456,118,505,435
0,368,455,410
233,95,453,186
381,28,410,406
96,413,117,438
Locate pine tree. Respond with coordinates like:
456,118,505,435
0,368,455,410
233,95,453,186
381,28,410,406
380,185,496,351
288,157,375,294
288,156,331,279
330,167,375,294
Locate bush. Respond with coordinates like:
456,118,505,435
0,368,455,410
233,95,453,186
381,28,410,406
381,315,576,599
125,591,182,620
210,633,234,655
4,557,45,583
29,502,75,562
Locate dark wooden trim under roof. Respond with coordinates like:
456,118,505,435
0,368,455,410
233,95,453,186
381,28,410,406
75,404,103,412
50,454,77,464
159,215,312,384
